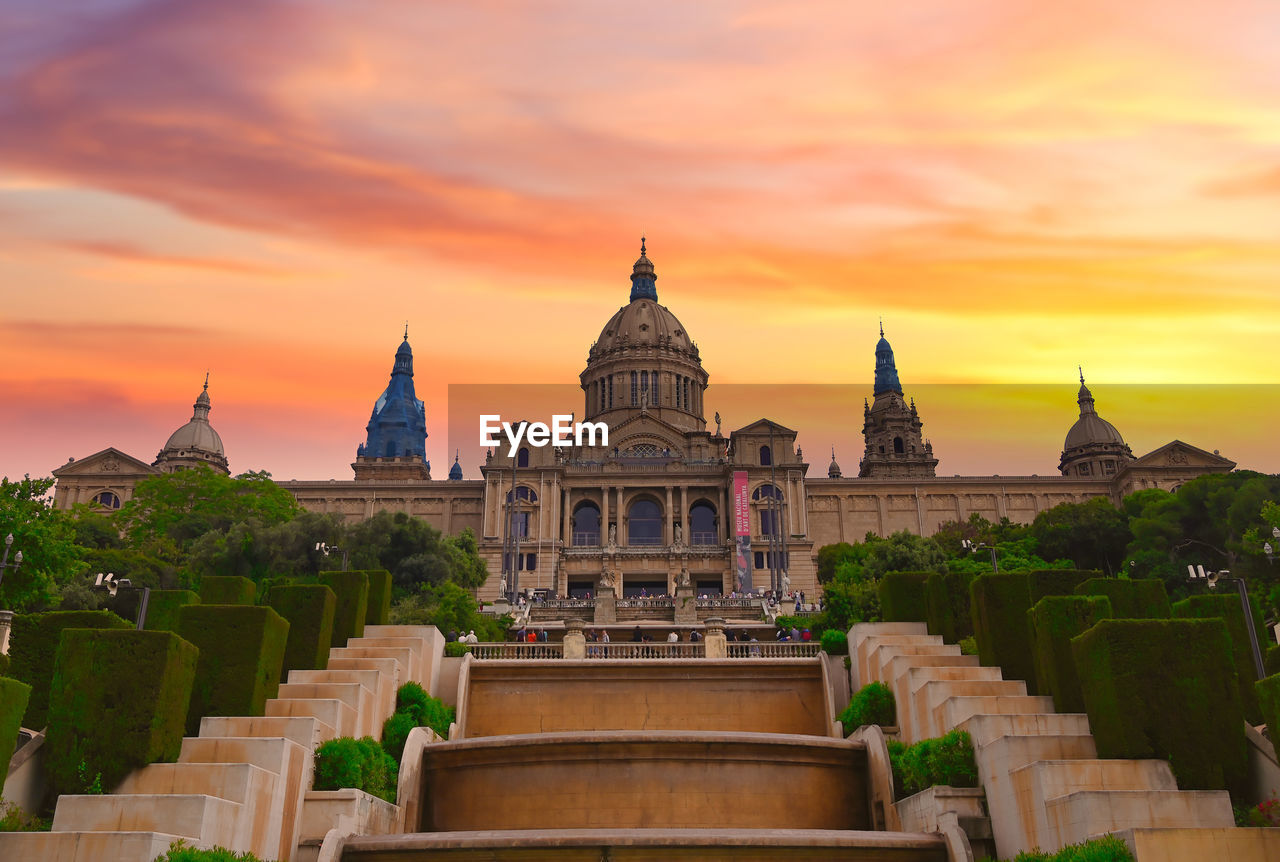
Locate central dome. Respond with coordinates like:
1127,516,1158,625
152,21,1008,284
579,241,709,435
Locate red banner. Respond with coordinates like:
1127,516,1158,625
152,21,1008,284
733,471,751,593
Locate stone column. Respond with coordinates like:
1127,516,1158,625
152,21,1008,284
718,486,727,542
703,617,727,659
680,486,689,541
617,487,625,546
594,587,616,625
562,488,572,545
563,618,586,660
674,584,697,624
601,485,610,545
665,486,674,545
0,609,12,655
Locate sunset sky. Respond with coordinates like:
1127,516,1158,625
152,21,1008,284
2,0,1278,483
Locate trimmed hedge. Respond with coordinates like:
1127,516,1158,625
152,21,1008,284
925,570,975,643
1259,674,1280,743
1267,644,1280,678
0,676,32,776
143,590,201,632
1028,595,1113,713
320,571,369,647
1072,619,1246,792
8,610,132,729
267,584,337,681
177,605,290,735
314,736,397,803
1074,578,1170,620
819,629,848,656
1029,569,1099,603
886,728,978,800
199,576,257,605
382,682,455,763
970,573,1037,692
361,570,392,626
878,572,931,623
45,629,197,796
838,682,896,731
1172,593,1264,723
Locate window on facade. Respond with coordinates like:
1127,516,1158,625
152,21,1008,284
752,484,783,501
524,552,537,571
517,447,530,468
1104,461,1115,474
759,445,772,466
506,486,538,503
894,437,904,454
512,511,530,538
93,490,121,509
683,377,689,409
675,375,682,408
573,503,601,546
608,376,614,407
627,499,663,545
754,551,765,569
689,502,716,545
631,371,638,406
1079,463,1091,476
760,508,780,536
652,369,658,402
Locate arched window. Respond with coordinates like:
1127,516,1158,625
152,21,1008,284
759,445,772,466
893,437,904,454
627,498,663,546
93,490,121,509
573,502,601,546
517,447,530,468
689,501,716,546
505,486,538,503
752,484,783,501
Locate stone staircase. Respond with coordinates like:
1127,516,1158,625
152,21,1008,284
850,622,1280,860
0,625,443,862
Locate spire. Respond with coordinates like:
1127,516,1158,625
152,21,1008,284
629,236,658,302
193,373,211,416
828,446,842,479
404,322,409,341
873,327,902,396
448,449,463,480
394,328,413,375
879,319,884,338
1076,368,1096,415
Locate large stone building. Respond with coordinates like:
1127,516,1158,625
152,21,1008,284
51,242,1234,598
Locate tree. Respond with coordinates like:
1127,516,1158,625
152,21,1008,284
0,476,84,612
862,530,948,579
820,560,881,632
1030,497,1130,573
390,580,507,641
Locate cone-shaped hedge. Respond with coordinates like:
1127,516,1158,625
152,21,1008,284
177,604,289,734
1072,618,1246,792
45,628,197,796
8,610,132,729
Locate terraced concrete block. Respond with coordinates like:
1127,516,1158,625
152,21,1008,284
345,637,425,683
1046,790,1233,849
289,668,387,729
903,665,1005,742
938,695,1055,731
199,714,336,748
52,793,242,849
0,831,186,862
278,681,377,737
915,679,1029,745
1117,827,1280,862
266,696,358,737
956,712,1092,748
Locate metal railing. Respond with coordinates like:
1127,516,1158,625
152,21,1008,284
628,535,664,546
690,532,719,546
469,642,564,660
535,599,596,611
726,641,821,658
616,598,674,608
695,598,759,610
572,532,600,547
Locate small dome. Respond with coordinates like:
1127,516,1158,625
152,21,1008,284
828,447,842,479
448,452,463,480
164,417,225,455
593,301,695,354
1064,413,1125,450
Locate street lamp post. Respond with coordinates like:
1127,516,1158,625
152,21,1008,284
315,542,350,572
962,539,999,574
1186,564,1266,681
0,532,24,589
93,572,152,631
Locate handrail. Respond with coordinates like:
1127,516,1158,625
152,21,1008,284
726,641,821,658
585,642,706,659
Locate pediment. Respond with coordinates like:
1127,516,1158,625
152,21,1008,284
729,418,797,439
1128,440,1235,470
52,447,157,478
606,412,689,450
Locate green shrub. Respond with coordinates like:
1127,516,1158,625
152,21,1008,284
0,676,32,775
925,570,974,643
319,571,369,647
0,651,9,676
970,573,1036,691
878,572,931,623
1072,619,1246,792
1172,593,1265,723
1028,596,1113,713
887,728,978,799
444,641,471,657
361,570,392,626
838,682,896,730
1268,644,1280,678
819,629,848,656
958,636,977,656
1007,833,1134,861
153,839,267,861
313,736,397,803
0,800,50,833
198,576,257,605
266,584,336,681
380,710,418,764
143,590,201,632
1074,578,1170,620
45,629,197,797
1029,569,1098,603
177,605,289,735
1258,674,1280,742
8,609,132,729
397,680,431,722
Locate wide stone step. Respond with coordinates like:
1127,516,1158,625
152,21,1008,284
0,830,186,862
52,793,242,848
277,681,378,736
200,714,336,748
937,695,1055,730
902,666,1005,742
289,668,389,722
345,637,425,682
955,712,1092,747
1046,790,1234,850
916,679,1030,743
115,761,276,805
329,647,414,692
180,735,306,775
871,644,966,684
1118,827,1280,862
266,696,358,737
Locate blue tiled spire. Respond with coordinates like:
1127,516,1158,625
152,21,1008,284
448,450,463,480
874,322,903,396
357,330,427,461
629,236,658,302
